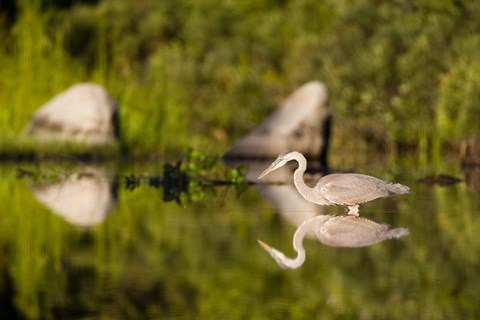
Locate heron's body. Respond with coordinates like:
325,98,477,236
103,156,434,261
258,214,409,269
259,151,410,215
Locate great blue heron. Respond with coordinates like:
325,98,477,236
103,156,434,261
258,151,410,216
258,214,409,269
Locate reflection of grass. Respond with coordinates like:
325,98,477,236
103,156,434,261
0,166,66,319
2,158,480,318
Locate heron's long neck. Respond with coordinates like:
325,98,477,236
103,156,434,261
292,153,317,203
282,219,311,269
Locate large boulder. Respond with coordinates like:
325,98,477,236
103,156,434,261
24,83,119,145
224,81,331,167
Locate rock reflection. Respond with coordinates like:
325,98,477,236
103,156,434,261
30,167,117,227
258,214,410,269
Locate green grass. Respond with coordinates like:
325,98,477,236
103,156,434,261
0,134,121,161
2,1,480,161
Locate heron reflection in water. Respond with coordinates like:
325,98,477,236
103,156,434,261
258,151,410,216
258,214,409,269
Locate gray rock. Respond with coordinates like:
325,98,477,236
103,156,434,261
224,81,331,166
24,83,119,145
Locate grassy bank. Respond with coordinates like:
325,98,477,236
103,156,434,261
1,0,480,160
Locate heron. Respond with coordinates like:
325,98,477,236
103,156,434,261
258,214,409,269
258,151,410,216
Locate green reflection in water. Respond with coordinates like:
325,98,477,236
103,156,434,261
0,159,479,319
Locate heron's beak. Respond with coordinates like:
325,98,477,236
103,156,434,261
258,167,274,179
257,239,272,250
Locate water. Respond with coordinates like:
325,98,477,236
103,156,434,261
1,159,479,319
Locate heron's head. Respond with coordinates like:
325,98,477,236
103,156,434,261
258,239,294,269
258,151,295,179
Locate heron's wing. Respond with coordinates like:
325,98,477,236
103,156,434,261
316,173,390,206
315,216,389,247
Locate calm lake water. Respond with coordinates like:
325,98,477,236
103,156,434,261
1,157,479,319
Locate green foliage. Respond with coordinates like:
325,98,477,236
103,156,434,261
2,0,480,159
318,0,480,155
437,57,480,141
180,149,248,203
120,149,247,205
182,148,246,183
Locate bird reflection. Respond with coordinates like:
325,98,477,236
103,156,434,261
259,151,410,216
258,214,409,269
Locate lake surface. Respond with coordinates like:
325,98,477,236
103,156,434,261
1,158,479,319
